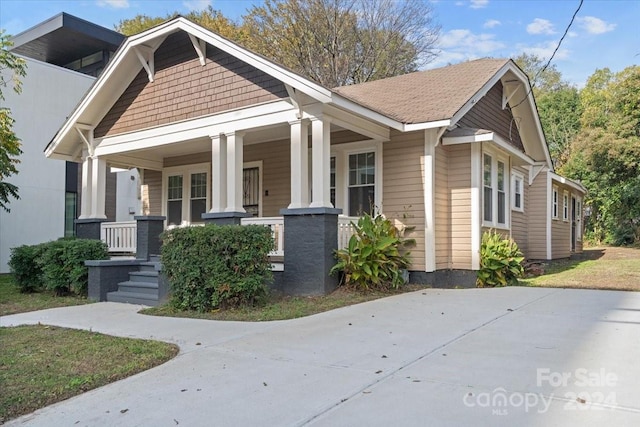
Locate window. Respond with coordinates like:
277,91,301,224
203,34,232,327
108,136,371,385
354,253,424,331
348,152,375,216
576,198,582,241
483,154,493,222
64,192,77,237
563,191,569,221
190,173,207,223
243,166,260,216
512,173,524,212
552,187,559,219
167,175,183,226
330,156,336,208
483,152,508,227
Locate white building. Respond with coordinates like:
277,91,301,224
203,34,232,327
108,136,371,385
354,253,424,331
0,13,126,272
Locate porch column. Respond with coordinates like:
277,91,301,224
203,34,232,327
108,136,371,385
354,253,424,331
224,131,246,213
288,119,309,209
309,115,332,208
79,149,92,219
90,156,107,219
210,134,227,213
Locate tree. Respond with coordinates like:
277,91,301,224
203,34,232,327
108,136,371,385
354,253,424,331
0,30,26,212
514,53,580,168
243,0,439,87
115,6,244,41
563,66,640,245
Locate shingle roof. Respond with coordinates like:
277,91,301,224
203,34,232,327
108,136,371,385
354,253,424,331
332,58,510,124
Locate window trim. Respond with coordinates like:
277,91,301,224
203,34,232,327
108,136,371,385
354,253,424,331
563,190,569,222
243,160,263,217
511,171,524,212
162,163,210,226
330,140,382,215
552,186,559,220
482,150,510,229
576,196,582,241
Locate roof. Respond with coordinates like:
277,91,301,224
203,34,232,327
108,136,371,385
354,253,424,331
333,58,510,124
10,12,124,66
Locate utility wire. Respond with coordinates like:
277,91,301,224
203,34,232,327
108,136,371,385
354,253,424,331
510,0,584,109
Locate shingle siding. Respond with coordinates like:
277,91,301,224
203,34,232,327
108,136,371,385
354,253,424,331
95,32,287,138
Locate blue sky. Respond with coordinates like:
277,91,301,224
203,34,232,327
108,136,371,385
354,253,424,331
0,0,637,87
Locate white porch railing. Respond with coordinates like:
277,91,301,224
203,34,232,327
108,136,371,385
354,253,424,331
100,221,137,253
338,216,359,250
241,217,285,257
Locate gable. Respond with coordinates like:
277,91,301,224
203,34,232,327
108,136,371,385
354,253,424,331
457,81,525,152
95,31,288,138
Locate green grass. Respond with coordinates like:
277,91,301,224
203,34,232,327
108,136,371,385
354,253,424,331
519,247,640,291
0,325,178,423
142,285,425,322
0,274,90,316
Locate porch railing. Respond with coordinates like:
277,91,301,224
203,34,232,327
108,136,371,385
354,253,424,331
338,216,359,250
100,221,137,253
241,217,285,257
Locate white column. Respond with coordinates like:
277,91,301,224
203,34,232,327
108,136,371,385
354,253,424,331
90,156,107,219
423,129,437,273
471,142,482,270
225,131,246,213
210,134,227,213
79,150,92,219
288,119,309,209
309,115,332,208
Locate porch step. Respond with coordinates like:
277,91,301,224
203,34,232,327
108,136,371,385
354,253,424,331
116,281,159,295
107,291,159,306
129,271,160,283
139,261,160,273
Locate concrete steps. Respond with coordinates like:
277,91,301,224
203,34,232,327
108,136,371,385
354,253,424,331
107,257,162,306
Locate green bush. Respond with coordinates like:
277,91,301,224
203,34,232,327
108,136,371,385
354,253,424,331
161,224,273,312
476,230,525,287
40,238,109,296
331,212,414,292
8,243,47,292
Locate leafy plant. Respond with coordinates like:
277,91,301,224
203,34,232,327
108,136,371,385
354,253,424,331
331,212,413,292
476,230,525,287
161,224,273,312
8,243,46,292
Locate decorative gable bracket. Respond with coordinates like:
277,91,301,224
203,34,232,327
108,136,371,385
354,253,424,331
74,124,95,158
188,34,207,66
134,45,155,82
502,80,522,110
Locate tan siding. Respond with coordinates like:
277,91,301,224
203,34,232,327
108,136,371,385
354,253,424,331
448,144,472,269
382,130,425,271
527,171,548,259
164,153,210,168
330,130,371,145
141,169,162,216
435,144,450,269
95,32,287,138
510,165,528,255
552,182,578,259
244,139,290,216
457,81,524,152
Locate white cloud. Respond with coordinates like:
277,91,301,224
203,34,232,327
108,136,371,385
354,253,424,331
183,0,211,11
96,0,129,8
526,18,556,35
470,0,489,9
483,19,501,29
517,41,570,61
577,16,616,34
428,28,505,68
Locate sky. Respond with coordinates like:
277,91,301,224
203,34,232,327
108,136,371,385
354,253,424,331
0,0,637,87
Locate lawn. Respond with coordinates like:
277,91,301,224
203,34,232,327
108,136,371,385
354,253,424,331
142,285,425,321
0,274,90,316
0,325,178,423
520,246,640,291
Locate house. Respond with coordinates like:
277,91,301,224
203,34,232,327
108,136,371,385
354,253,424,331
45,17,585,302
0,13,130,273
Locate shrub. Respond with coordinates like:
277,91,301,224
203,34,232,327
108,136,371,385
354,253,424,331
8,243,47,292
161,224,273,312
476,230,525,288
331,212,413,292
40,238,109,296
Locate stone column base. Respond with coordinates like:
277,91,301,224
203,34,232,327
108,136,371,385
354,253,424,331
75,218,107,240
202,211,253,226
135,216,165,260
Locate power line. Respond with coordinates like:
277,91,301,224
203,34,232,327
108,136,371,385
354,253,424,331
511,0,584,110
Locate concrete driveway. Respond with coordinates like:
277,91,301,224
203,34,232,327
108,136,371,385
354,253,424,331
2,287,640,426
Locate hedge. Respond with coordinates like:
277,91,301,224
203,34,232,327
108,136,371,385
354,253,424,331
8,238,109,295
161,224,273,311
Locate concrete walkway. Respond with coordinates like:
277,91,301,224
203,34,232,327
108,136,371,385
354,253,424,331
2,287,640,426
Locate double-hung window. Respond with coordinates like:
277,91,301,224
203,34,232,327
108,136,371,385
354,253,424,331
512,172,524,212
563,191,569,221
348,152,375,216
483,152,508,228
552,187,559,219
164,164,210,226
